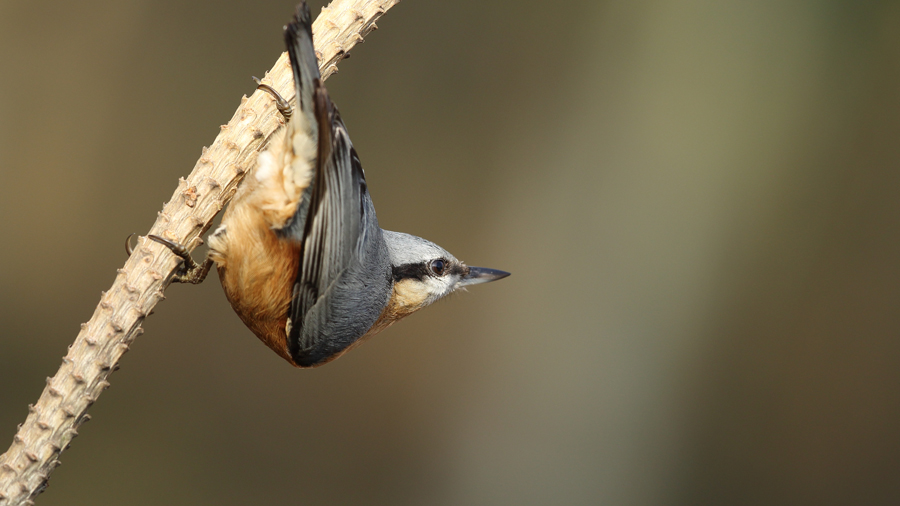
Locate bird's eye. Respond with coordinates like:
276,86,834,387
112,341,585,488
429,259,446,276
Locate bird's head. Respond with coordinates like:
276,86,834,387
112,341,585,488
383,231,509,316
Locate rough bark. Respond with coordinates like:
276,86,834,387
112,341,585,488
0,1,401,504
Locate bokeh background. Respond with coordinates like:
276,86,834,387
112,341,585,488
2,1,900,504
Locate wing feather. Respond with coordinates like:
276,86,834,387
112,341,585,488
281,2,389,366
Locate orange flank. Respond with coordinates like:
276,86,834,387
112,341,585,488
208,144,305,364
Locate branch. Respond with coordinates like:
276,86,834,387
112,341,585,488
0,1,401,503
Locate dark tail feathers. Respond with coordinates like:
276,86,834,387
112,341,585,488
284,2,320,138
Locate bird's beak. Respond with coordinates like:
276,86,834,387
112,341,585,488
459,266,511,286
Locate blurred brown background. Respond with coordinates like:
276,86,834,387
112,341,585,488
2,1,900,504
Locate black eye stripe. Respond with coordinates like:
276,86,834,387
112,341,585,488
392,259,456,282
392,263,429,282
449,263,467,277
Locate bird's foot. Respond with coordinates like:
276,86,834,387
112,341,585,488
147,235,213,284
253,77,292,121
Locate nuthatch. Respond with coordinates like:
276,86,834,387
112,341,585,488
146,2,509,367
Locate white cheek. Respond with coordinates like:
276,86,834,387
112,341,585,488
425,276,457,301
394,276,460,310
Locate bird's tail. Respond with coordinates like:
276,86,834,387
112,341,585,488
284,1,321,147
277,1,325,238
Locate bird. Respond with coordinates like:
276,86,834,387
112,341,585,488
145,2,509,368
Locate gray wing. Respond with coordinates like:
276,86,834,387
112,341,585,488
283,5,390,367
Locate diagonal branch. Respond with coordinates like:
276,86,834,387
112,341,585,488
0,1,401,504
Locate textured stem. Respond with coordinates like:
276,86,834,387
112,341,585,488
0,1,400,504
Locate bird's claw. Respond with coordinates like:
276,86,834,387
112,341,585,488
253,76,292,121
147,235,213,285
